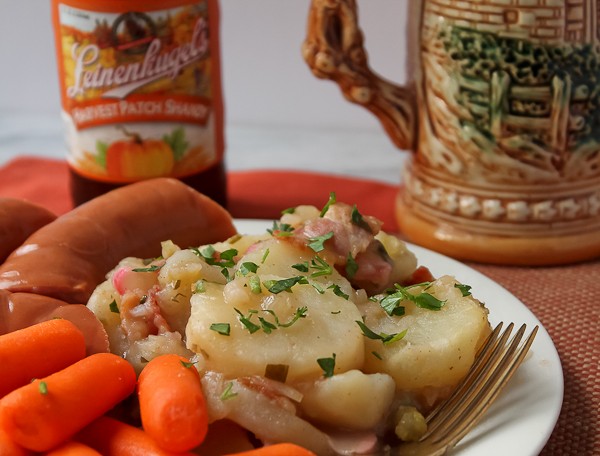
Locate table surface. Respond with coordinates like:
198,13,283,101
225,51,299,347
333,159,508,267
1,113,598,456
0,113,408,185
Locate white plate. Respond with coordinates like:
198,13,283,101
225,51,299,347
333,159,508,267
234,219,564,456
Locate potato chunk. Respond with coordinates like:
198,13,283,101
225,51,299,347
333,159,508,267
362,275,490,392
375,231,418,284
156,248,226,334
186,239,365,382
87,279,124,355
299,370,396,430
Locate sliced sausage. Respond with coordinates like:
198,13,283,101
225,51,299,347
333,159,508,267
0,178,236,304
0,290,109,355
0,198,56,262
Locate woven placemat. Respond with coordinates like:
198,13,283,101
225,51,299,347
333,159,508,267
1,156,598,455
470,260,600,455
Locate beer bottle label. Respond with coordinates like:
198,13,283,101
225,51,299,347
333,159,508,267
52,0,224,183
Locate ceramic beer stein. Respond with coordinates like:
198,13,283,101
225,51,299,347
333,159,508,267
303,0,600,265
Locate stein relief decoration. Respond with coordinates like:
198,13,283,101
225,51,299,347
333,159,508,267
304,0,600,265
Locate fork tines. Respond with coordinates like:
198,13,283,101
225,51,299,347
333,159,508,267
396,321,539,456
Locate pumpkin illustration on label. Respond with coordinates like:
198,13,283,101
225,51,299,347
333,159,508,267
105,127,175,180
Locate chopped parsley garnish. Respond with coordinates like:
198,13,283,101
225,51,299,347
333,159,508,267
234,307,307,334
311,282,325,294
310,256,332,277
194,245,215,260
372,351,383,360
345,253,359,279
193,280,206,293
220,249,238,263
210,323,231,336
261,248,270,263
307,231,334,252
193,245,238,268
265,306,308,328
258,317,277,334
379,283,446,315
109,300,119,314
292,261,309,273
356,320,407,345
239,262,259,276
328,284,349,300
293,258,332,277
317,353,336,377
132,264,161,272
267,221,294,237
180,360,195,368
379,293,407,317
320,192,337,217
455,283,472,296
220,268,232,282
409,289,446,310
281,207,296,215
384,330,408,345
263,276,308,294
38,381,48,395
234,308,261,334
249,276,262,294
351,205,372,233
220,382,238,401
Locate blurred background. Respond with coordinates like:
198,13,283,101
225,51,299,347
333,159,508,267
0,0,409,183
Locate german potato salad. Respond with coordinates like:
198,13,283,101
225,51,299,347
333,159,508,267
88,193,491,455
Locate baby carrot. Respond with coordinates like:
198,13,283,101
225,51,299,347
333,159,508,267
45,441,102,456
75,415,194,456
0,352,136,452
0,424,32,456
0,318,86,398
137,354,208,452
223,443,317,456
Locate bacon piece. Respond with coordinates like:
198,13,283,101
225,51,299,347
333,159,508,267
292,202,394,294
351,240,394,295
403,266,436,285
112,265,160,296
296,203,382,262
120,288,170,343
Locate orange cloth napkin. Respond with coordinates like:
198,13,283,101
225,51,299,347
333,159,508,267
2,156,600,456
0,156,400,232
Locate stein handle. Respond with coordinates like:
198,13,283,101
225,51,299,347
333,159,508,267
302,0,417,150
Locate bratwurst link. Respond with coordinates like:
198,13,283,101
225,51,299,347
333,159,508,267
0,198,57,263
0,290,109,356
0,178,236,304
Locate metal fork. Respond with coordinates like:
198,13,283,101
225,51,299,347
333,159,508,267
394,322,539,456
